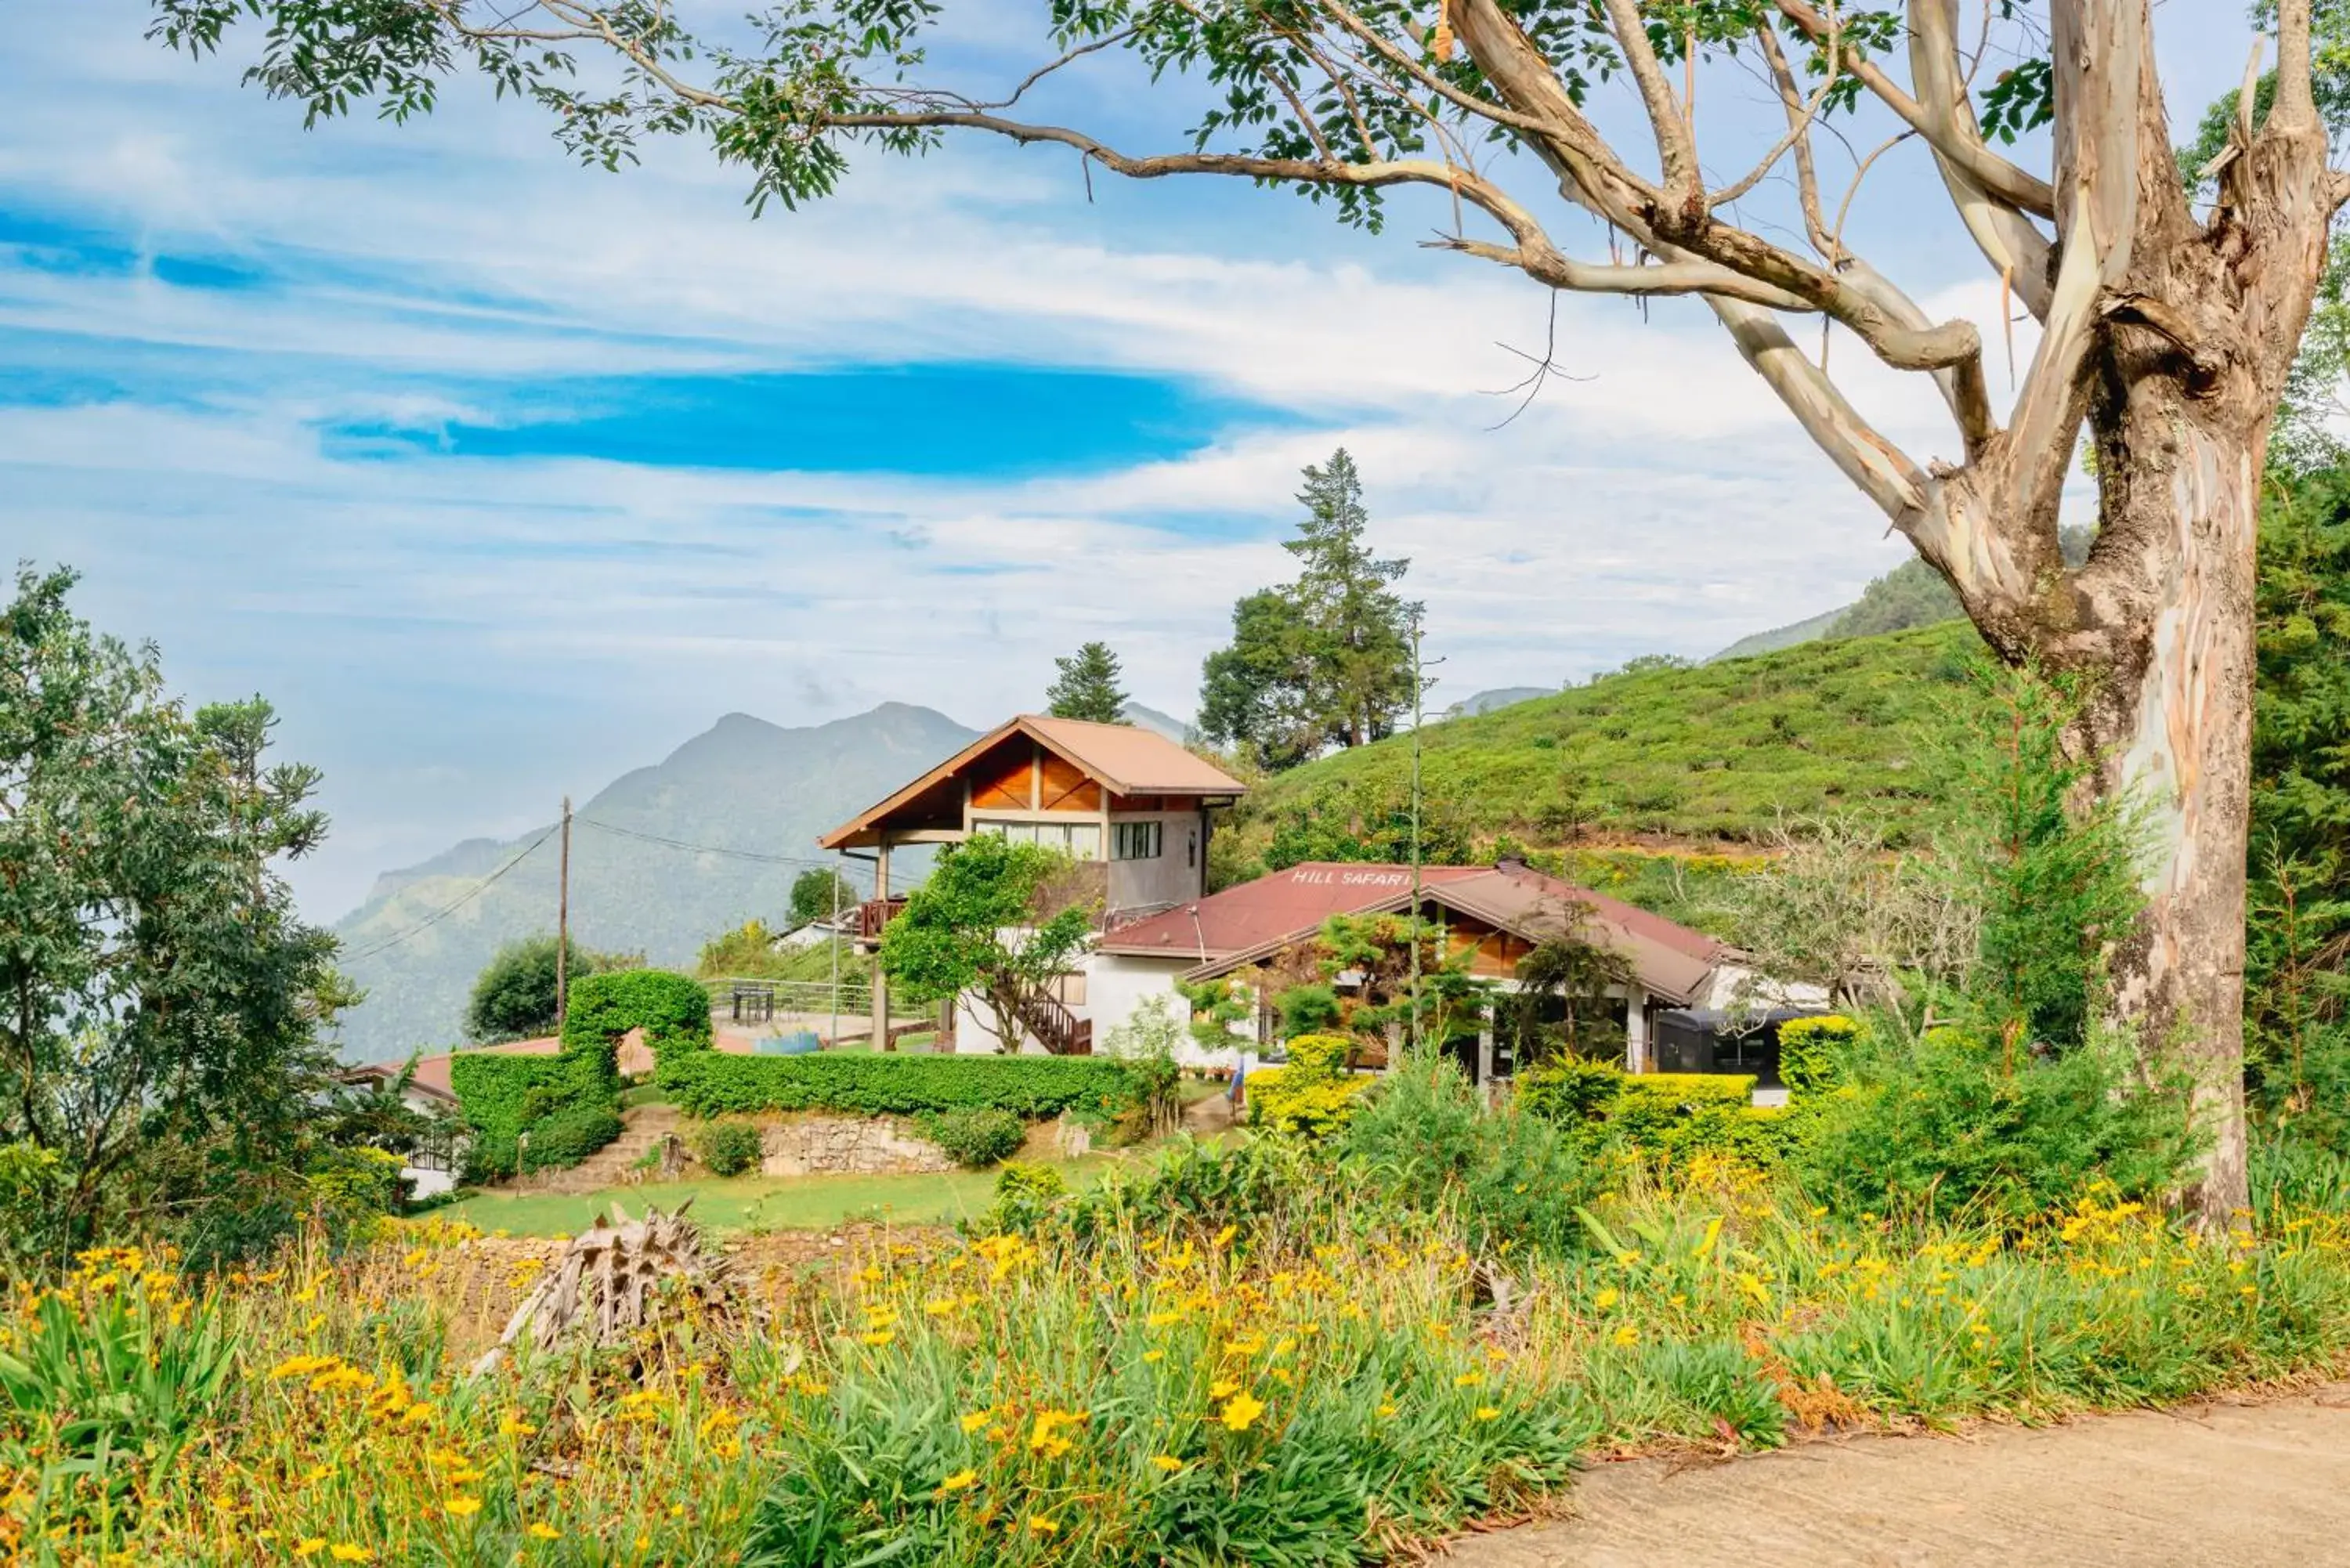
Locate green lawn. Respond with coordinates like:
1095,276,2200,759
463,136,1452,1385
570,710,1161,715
440,1156,1115,1237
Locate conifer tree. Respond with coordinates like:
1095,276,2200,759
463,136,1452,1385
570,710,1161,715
1045,641,1130,723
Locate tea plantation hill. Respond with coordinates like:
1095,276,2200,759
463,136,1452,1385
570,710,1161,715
1216,620,1982,884
330,703,978,1064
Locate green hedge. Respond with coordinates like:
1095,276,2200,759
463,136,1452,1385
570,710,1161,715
519,1104,624,1172
563,968,711,1072
664,1052,1134,1120
448,1050,610,1143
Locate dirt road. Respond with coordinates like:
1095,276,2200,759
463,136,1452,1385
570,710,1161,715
1447,1386,2350,1567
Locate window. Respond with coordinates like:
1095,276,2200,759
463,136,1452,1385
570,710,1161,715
1186,828,1198,869
971,819,1101,858
1113,820,1163,861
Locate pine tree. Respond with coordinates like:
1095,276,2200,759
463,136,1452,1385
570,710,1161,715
1046,641,1130,723
1198,450,1417,767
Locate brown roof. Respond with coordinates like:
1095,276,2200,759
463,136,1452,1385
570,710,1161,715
1119,859,1726,1006
819,714,1246,851
1099,862,1491,959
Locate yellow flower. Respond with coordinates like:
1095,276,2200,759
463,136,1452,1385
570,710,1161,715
924,1299,957,1317
1611,1324,1639,1348
1473,1407,1500,1422
1212,1224,1238,1248
329,1548,371,1564
937,1469,979,1494
1593,1288,1620,1311
1209,1378,1240,1400
960,1410,992,1435
526,1523,561,1541
1452,1371,1481,1387
859,1330,895,1348
1377,1401,1397,1419
293,1543,326,1561
399,1403,437,1426
1142,1349,1166,1364
445,1497,483,1519
1146,1310,1181,1328
1152,1454,1184,1472
1219,1391,1266,1432
1029,1516,1061,1535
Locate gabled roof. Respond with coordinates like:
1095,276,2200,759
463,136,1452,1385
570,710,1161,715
1103,859,1727,1006
818,714,1246,851
1098,862,1491,959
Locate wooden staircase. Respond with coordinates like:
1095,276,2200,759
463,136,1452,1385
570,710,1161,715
1010,984,1093,1056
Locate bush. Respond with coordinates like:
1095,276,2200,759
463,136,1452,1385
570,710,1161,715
1777,1014,1860,1096
1512,1057,1629,1122
663,1051,1133,1121
693,1119,766,1177
1248,1032,1372,1137
1337,1053,1609,1256
989,1160,1068,1230
519,1104,624,1173
919,1107,1028,1169
306,1146,406,1224
459,1130,518,1186
1792,1023,2200,1225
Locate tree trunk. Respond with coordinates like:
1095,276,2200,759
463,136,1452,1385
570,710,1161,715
2071,399,2262,1221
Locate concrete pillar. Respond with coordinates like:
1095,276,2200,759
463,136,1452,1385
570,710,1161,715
1624,985,1650,1074
870,839,891,1050
1475,1021,1495,1100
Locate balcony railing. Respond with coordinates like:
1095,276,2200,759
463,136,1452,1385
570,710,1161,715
856,895,908,941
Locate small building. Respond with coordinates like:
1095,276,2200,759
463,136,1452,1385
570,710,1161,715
1101,858,1746,1078
817,714,1248,1050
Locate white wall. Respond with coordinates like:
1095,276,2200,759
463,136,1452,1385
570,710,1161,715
949,948,1246,1066
1105,810,1206,913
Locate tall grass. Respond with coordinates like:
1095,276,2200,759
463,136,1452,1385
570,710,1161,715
7,1174,2350,1566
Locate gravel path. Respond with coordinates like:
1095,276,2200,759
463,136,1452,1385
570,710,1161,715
1445,1386,2350,1568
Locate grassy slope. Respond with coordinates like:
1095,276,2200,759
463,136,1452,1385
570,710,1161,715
1224,621,1982,873
443,1158,1111,1236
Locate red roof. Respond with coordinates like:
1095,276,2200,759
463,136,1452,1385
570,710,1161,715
1099,859,1727,1004
1099,862,1491,959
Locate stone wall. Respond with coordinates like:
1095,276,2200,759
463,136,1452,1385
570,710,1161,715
757,1113,958,1177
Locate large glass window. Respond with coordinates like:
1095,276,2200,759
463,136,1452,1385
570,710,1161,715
972,819,1102,858
1113,820,1163,861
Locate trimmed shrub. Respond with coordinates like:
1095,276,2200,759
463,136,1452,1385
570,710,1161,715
448,1050,607,1144
1512,1057,1629,1122
1249,1032,1372,1137
458,1131,518,1186
663,1052,1133,1121
519,1104,624,1173
693,1119,765,1178
1777,1013,1860,1096
566,968,713,1074
918,1107,1028,1169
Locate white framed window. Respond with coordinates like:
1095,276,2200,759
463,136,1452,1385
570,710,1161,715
1113,820,1163,861
973,819,1101,858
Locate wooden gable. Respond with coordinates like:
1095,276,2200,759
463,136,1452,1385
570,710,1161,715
967,737,1036,811
1039,753,1102,813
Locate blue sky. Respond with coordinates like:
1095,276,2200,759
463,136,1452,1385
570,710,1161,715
2,2,2264,919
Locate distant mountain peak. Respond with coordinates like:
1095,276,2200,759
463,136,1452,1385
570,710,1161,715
331,700,979,1064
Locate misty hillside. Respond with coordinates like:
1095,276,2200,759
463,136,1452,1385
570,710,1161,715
331,703,978,1063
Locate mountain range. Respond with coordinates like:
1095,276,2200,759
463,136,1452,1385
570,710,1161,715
330,703,978,1063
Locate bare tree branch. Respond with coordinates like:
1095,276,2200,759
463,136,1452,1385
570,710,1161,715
1753,23,1840,261
1907,0,2055,319
1774,0,2056,219
1597,0,1701,204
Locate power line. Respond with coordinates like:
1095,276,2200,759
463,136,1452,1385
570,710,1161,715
574,817,871,880
346,823,560,959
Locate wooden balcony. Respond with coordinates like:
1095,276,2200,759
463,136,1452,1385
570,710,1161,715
856,895,908,941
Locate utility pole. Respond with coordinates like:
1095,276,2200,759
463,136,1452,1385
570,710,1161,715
828,860,841,1047
555,795,572,1025
1407,616,1424,1054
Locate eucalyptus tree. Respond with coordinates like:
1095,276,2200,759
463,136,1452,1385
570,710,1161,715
147,0,2350,1214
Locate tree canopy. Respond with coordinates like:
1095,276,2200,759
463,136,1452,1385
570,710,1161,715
875,835,1094,1053
788,866,859,928
1046,641,1130,724
0,566,349,1241
464,934,637,1041
1200,450,1415,768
